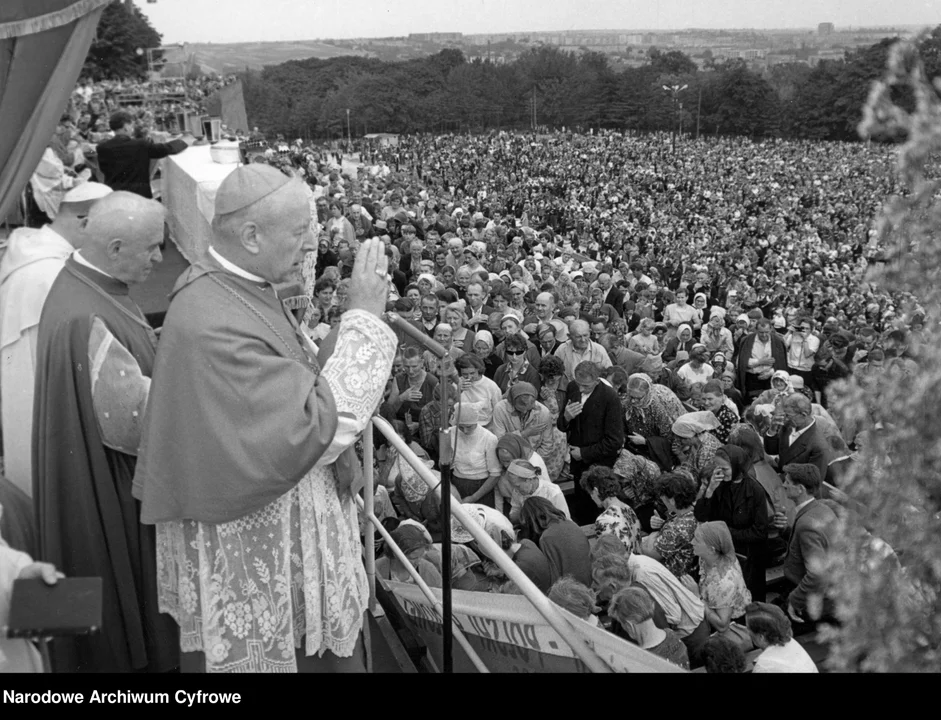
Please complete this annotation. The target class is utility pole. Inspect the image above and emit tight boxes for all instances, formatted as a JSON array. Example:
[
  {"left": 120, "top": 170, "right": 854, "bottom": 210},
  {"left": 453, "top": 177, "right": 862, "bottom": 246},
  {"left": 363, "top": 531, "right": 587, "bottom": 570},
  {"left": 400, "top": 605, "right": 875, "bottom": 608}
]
[
  {"left": 532, "top": 86, "right": 537, "bottom": 131},
  {"left": 346, "top": 108, "right": 351, "bottom": 152},
  {"left": 696, "top": 85, "right": 702, "bottom": 141}
]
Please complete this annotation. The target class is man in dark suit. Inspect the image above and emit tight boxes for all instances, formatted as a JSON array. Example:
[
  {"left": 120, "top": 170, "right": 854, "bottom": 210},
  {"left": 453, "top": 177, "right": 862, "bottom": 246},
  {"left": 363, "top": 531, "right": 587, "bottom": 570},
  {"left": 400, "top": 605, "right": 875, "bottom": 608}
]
[
  {"left": 597, "top": 273, "right": 624, "bottom": 317},
  {"left": 776, "top": 394, "right": 829, "bottom": 484},
  {"left": 463, "top": 281, "right": 493, "bottom": 332},
  {"left": 735, "top": 318, "right": 788, "bottom": 401},
  {"left": 96, "top": 111, "right": 186, "bottom": 199},
  {"left": 773, "top": 463, "right": 839, "bottom": 624},
  {"left": 558, "top": 360, "right": 625, "bottom": 525}
]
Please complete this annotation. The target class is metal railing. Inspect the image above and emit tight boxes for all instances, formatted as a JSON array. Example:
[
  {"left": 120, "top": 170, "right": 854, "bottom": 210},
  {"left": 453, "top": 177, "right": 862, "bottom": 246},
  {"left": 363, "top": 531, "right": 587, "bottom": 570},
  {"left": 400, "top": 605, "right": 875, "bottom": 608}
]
[{"left": 362, "top": 415, "right": 613, "bottom": 674}]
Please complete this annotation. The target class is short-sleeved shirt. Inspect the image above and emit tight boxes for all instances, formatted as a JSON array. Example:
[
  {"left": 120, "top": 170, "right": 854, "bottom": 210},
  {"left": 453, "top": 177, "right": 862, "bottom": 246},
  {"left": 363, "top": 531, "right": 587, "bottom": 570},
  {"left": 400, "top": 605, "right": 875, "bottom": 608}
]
[
  {"left": 451, "top": 426, "right": 501, "bottom": 480},
  {"left": 699, "top": 556, "right": 752, "bottom": 621},
  {"left": 595, "top": 500, "right": 641, "bottom": 553}
]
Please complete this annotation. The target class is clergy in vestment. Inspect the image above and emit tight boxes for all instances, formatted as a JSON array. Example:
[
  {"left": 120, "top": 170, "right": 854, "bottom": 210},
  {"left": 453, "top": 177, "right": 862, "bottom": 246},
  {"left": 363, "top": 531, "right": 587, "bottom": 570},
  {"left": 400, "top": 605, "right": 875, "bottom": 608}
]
[
  {"left": 133, "top": 165, "right": 397, "bottom": 673},
  {"left": 0, "top": 501, "right": 63, "bottom": 673},
  {"left": 32, "top": 191, "right": 179, "bottom": 673},
  {"left": 0, "top": 183, "right": 112, "bottom": 498}
]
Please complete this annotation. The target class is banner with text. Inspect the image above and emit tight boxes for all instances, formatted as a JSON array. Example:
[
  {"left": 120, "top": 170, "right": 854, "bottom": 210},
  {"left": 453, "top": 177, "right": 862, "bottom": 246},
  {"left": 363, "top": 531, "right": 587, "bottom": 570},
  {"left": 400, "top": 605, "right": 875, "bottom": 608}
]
[{"left": 383, "top": 580, "right": 685, "bottom": 673}]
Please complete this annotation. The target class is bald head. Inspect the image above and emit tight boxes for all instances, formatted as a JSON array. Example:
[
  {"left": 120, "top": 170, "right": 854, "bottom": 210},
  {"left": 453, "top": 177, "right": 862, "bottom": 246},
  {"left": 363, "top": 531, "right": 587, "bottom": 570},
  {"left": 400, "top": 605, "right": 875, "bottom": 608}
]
[
  {"left": 83, "top": 192, "right": 165, "bottom": 285},
  {"left": 570, "top": 319, "right": 590, "bottom": 350}
]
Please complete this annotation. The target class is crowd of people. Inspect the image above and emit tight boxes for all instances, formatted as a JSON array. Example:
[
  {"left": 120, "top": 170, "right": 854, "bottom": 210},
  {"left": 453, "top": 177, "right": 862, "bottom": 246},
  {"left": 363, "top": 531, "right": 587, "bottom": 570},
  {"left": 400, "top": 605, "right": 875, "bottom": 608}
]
[{"left": 0, "top": 112, "right": 928, "bottom": 673}]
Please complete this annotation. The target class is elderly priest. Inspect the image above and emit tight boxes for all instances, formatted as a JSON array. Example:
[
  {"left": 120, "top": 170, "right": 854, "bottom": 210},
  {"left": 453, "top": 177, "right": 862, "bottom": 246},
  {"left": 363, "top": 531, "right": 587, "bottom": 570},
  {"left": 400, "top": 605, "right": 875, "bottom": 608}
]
[{"left": 134, "top": 165, "right": 397, "bottom": 673}]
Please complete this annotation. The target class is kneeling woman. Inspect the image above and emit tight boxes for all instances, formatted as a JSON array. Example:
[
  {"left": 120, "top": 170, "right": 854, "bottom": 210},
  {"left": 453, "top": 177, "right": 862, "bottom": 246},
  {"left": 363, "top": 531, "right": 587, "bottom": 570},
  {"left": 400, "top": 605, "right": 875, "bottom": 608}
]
[
  {"left": 693, "top": 522, "right": 753, "bottom": 651},
  {"left": 519, "top": 496, "right": 592, "bottom": 587},
  {"left": 580, "top": 465, "right": 642, "bottom": 554}
]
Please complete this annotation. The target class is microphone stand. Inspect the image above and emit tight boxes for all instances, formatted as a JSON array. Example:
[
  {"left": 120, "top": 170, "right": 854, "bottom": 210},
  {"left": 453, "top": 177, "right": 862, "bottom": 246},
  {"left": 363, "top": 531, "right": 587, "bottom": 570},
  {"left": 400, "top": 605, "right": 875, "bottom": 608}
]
[{"left": 384, "top": 312, "right": 454, "bottom": 673}]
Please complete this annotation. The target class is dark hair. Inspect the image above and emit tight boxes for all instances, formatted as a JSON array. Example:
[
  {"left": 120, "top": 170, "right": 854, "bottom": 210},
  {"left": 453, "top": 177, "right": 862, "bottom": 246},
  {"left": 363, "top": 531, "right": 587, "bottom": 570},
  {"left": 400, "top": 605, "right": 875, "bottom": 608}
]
[
  {"left": 728, "top": 426, "right": 767, "bottom": 467},
  {"left": 402, "top": 346, "right": 423, "bottom": 361},
  {"left": 605, "top": 366, "right": 630, "bottom": 392},
  {"left": 745, "top": 602, "right": 793, "bottom": 646},
  {"left": 504, "top": 333, "right": 527, "bottom": 352},
  {"left": 436, "top": 288, "right": 458, "bottom": 304},
  {"left": 580, "top": 465, "right": 622, "bottom": 501},
  {"left": 702, "top": 635, "right": 747, "bottom": 673},
  {"left": 573, "top": 361, "right": 600, "bottom": 382},
  {"left": 393, "top": 298, "right": 413, "bottom": 313},
  {"left": 109, "top": 110, "right": 133, "bottom": 131},
  {"left": 314, "top": 276, "right": 337, "bottom": 294},
  {"left": 455, "top": 354, "right": 485, "bottom": 374},
  {"left": 782, "top": 463, "right": 821, "bottom": 495},
  {"left": 538, "top": 354, "right": 565, "bottom": 379},
  {"left": 519, "top": 496, "right": 567, "bottom": 540},
  {"left": 655, "top": 472, "right": 697, "bottom": 509}
]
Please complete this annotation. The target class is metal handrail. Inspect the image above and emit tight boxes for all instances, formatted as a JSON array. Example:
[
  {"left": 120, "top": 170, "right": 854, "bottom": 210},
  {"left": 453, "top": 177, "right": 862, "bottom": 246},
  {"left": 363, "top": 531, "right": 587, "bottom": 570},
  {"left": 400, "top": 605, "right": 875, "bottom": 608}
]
[
  {"left": 355, "top": 493, "right": 490, "bottom": 673},
  {"left": 365, "top": 415, "right": 613, "bottom": 673}
]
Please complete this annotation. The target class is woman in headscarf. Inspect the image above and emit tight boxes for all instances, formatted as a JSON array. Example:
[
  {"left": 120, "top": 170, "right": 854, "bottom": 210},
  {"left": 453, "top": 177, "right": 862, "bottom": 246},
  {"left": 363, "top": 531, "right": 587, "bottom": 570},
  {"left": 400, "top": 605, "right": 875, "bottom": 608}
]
[
  {"left": 375, "top": 524, "right": 444, "bottom": 587},
  {"left": 494, "top": 433, "right": 549, "bottom": 480},
  {"left": 519, "top": 497, "right": 592, "bottom": 587},
  {"left": 693, "top": 444, "right": 770, "bottom": 601},
  {"left": 612, "top": 449, "right": 663, "bottom": 531},
  {"left": 491, "top": 382, "right": 564, "bottom": 480},
  {"left": 693, "top": 522, "right": 752, "bottom": 646},
  {"left": 472, "top": 329, "right": 503, "bottom": 379},
  {"left": 661, "top": 324, "right": 696, "bottom": 364},
  {"left": 623, "top": 373, "right": 687, "bottom": 471},
  {"left": 672, "top": 411, "right": 723, "bottom": 480},
  {"left": 500, "top": 459, "right": 569, "bottom": 524},
  {"left": 728, "top": 425, "right": 792, "bottom": 564}
]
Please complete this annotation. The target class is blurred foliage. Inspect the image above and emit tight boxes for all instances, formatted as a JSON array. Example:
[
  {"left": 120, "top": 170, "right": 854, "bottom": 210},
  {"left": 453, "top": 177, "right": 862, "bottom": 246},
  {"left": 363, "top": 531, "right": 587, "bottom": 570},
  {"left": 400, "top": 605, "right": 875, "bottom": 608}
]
[
  {"left": 237, "top": 27, "right": 941, "bottom": 143},
  {"left": 821, "top": 30, "right": 941, "bottom": 672},
  {"left": 81, "top": 1, "right": 162, "bottom": 82}
]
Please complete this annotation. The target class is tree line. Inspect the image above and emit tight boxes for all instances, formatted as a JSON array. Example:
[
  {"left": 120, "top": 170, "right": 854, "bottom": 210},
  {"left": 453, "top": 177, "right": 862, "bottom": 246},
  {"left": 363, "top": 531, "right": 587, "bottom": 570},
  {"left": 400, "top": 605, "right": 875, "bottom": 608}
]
[{"left": 238, "top": 27, "right": 941, "bottom": 143}]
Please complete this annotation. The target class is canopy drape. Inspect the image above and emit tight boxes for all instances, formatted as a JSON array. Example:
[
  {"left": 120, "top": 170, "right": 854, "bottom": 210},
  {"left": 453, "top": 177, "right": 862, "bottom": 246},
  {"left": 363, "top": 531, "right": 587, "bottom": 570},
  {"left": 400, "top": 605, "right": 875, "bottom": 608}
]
[{"left": 0, "top": 0, "right": 112, "bottom": 225}]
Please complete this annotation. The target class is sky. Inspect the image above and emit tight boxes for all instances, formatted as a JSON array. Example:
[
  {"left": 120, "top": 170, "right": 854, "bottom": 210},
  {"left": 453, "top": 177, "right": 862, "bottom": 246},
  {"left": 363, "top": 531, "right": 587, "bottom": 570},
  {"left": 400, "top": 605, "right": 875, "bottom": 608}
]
[{"left": 136, "top": 0, "right": 941, "bottom": 44}]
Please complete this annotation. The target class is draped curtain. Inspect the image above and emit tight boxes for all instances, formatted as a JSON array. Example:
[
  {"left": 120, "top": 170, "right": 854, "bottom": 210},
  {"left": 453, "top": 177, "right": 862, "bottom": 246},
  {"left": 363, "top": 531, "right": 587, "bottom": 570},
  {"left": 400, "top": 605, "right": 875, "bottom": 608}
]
[{"left": 0, "top": 0, "right": 112, "bottom": 225}]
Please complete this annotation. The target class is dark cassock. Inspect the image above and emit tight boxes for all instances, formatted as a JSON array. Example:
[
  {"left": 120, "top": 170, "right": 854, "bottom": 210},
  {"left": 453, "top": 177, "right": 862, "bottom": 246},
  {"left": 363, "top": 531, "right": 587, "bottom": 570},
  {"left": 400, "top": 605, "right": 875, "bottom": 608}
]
[
  {"left": 31, "top": 255, "right": 178, "bottom": 672},
  {"left": 132, "top": 169, "right": 396, "bottom": 673}
]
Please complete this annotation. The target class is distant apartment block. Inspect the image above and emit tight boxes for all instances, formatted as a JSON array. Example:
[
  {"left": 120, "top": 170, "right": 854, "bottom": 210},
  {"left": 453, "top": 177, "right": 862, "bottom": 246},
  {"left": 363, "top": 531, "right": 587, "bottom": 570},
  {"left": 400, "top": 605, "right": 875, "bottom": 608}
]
[
  {"left": 408, "top": 32, "right": 463, "bottom": 43},
  {"left": 818, "top": 22, "right": 835, "bottom": 35}
]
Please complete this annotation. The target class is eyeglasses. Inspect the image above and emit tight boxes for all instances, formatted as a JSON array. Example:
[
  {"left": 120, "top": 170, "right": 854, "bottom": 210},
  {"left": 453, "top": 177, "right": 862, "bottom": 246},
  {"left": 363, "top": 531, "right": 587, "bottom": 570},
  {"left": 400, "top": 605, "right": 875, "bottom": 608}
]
[{"left": 506, "top": 350, "right": 524, "bottom": 356}]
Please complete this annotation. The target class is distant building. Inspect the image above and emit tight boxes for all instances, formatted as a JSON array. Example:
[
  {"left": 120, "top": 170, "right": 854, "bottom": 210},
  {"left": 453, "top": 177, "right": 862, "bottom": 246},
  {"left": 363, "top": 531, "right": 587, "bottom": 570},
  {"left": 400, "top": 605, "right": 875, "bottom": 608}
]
[{"left": 818, "top": 22, "right": 834, "bottom": 35}]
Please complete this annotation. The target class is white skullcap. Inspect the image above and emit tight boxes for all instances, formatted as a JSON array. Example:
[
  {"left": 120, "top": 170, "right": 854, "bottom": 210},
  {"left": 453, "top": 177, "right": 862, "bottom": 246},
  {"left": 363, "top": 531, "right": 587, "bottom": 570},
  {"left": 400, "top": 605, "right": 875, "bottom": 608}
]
[{"left": 62, "top": 181, "right": 112, "bottom": 204}]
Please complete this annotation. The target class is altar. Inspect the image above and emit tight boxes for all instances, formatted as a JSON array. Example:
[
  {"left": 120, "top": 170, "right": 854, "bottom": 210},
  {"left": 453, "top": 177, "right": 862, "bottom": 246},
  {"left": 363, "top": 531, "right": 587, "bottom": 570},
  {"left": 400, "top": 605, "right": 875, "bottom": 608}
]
[{"left": 162, "top": 144, "right": 240, "bottom": 264}]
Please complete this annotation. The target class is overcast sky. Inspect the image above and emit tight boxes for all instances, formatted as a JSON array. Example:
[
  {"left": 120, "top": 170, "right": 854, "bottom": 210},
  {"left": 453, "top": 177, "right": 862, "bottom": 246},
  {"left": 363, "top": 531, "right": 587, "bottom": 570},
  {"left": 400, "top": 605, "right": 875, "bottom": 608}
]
[{"left": 137, "top": 0, "right": 941, "bottom": 44}]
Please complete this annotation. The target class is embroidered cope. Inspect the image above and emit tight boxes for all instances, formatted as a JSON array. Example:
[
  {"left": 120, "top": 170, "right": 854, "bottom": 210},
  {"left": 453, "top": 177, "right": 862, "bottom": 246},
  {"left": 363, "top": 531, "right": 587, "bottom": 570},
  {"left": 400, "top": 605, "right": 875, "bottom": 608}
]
[{"left": 154, "top": 310, "right": 396, "bottom": 672}]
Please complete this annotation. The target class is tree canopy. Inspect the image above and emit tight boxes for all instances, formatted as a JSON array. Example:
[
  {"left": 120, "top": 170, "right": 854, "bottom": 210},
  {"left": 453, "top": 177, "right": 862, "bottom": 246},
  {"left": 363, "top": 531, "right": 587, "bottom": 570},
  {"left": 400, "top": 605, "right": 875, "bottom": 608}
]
[
  {"left": 81, "top": 1, "right": 162, "bottom": 82},
  {"left": 236, "top": 27, "right": 941, "bottom": 144}
]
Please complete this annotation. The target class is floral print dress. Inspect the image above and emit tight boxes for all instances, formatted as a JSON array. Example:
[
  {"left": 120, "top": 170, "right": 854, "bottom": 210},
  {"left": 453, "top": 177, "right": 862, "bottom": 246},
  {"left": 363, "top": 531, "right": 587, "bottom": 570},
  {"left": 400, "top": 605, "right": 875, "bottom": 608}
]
[{"left": 699, "top": 556, "right": 752, "bottom": 622}]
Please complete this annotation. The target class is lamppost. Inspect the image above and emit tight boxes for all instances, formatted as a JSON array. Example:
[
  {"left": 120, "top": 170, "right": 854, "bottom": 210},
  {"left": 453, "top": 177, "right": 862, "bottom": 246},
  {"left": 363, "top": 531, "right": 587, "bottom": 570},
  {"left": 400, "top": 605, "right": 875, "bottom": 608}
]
[
  {"left": 346, "top": 108, "right": 352, "bottom": 154},
  {"left": 662, "top": 83, "right": 687, "bottom": 153}
]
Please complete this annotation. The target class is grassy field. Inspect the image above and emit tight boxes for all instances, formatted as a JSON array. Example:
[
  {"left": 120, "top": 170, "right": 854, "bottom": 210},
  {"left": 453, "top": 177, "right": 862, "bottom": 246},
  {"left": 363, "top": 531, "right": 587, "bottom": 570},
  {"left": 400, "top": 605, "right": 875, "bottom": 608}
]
[{"left": 163, "top": 41, "right": 368, "bottom": 74}]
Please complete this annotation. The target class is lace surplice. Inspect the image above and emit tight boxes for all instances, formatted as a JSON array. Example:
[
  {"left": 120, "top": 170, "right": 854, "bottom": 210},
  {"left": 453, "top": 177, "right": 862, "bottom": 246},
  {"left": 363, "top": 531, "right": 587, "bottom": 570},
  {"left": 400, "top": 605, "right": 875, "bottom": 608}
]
[{"left": 155, "top": 310, "right": 396, "bottom": 672}]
